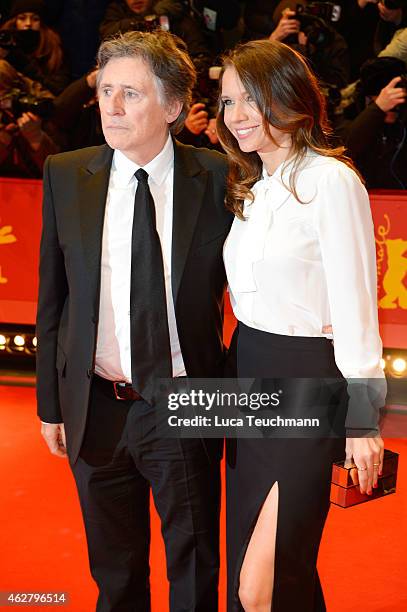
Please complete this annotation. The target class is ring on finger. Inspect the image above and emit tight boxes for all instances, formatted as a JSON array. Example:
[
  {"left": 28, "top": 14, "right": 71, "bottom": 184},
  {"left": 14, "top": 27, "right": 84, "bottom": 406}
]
[{"left": 356, "top": 466, "right": 367, "bottom": 471}]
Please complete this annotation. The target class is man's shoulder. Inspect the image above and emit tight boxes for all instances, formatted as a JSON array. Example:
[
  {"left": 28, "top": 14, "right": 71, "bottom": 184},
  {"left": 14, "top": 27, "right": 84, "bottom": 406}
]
[
  {"left": 46, "top": 144, "right": 111, "bottom": 171},
  {"left": 174, "top": 140, "right": 227, "bottom": 174}
]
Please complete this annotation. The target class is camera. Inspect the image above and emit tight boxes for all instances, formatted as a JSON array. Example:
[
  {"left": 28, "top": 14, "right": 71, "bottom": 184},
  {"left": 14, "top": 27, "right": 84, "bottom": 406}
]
[
  {"left": 296, "top": 2, "right": 341, "bottom": 23},
  {"left": 293, "top": 3, "right": 339, "bottom": 48},
  {"left": 129, "top": 14, "right": 170, "bottom": 32},
  {"left": 0, "top": 89, "right": 54, "bottom": 126},
  {"left": 0, "top": 29, "right": 40, "bottom": 54}
]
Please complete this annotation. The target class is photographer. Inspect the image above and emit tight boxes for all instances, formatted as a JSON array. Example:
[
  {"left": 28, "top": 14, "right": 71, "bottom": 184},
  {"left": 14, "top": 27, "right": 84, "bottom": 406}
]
[
  {"left": 99, "top": 0, "right": 186, "bottom": 39},
  {"left": 270, "top": 1, "right": 350, "bottom": 88},
  {"left": 189, "top": 0, "right": 242, "bottom": 54},
  {"left": 99, "top": 1, "right": 212, "bottom": 77},
  {"left": 242, "top": 0, "right": 284, "bottom": 40},
  {"left": 0, "top": 59, "right": 60, "bottom": 177},
  {"left": 50, "top": 68, "right": 105, "bottom": 151},
  {"left": 0, "top": 0, "right": 71, "bottom": 95},
  {"left": 331, "top": 1, "right": 379, "bottom": 80},
  {"left": 336, "top": 56, "right": 407, "bottom": 188},
  {"left": 373, "top": 0, "right": 407, "bottom": 53}
]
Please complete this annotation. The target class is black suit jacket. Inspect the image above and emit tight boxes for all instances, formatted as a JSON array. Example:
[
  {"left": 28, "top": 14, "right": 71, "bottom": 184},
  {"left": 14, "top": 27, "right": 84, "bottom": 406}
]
[{"left": 36, "top": 139, "right": 232, "bottom": 465}]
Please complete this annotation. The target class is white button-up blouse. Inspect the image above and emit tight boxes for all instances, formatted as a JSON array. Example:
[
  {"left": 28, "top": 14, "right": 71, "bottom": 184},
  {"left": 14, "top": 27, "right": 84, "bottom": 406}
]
[{"left": 223, "top": 151, "right": 384, "bottom": 380}]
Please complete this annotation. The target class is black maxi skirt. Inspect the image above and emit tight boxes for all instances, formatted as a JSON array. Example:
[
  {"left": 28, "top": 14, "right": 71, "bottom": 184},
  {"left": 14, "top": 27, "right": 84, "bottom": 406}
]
[{"left": 226, "top": 322, "right": 348, "bottom": 612}]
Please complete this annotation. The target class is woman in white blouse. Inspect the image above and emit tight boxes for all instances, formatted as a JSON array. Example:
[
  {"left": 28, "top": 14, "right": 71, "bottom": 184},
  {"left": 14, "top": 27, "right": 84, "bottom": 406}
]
[{"left": 217, "top": 40, "right": 385, "bottom": 612}]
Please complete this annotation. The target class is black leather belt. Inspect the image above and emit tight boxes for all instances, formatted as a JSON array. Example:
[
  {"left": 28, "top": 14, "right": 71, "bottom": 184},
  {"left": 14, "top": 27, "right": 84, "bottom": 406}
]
[{"left": 93, "top": 374, "right": 144, "bottom": 401}]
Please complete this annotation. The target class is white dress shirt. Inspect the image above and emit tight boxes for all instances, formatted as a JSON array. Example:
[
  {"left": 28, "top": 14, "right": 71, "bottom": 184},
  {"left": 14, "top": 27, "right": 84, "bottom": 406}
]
[
  {"left": 223, "top": 151, "right": 384, "bottom": 380},
  {"left": 95, "top": 134, "right": 186, "bottom": 382}
]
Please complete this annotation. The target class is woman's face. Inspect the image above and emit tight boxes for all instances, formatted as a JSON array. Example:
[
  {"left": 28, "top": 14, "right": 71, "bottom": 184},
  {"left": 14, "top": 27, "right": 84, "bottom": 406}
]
[
  {"left": 15, "top": 12, "right": 41, "bottom": 30},
  {"left": 221, "top": 66, "right": 289, "bottom": 156},
  {"left": 125, "top": 0, "right": 152, "bottom": 14}
]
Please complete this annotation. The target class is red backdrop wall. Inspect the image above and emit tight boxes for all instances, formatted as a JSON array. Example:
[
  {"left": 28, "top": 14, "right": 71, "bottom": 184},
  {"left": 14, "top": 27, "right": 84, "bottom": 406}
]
[{"left": 0, "top": 179, "right": 406, "bottom": 348}]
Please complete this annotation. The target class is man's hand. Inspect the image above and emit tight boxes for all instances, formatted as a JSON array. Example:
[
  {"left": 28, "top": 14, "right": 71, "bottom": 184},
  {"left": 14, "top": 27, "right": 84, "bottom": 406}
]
[
  {"left": 358, "top": 0, "right": 380, "bottom": 8},
  {"left": 378, "top": 1, "right": 403, "bottom": 24},
  {"left": 17, "top": 112, "right": 44, "bottom": 150},
  {"left": 204, "top": 117, "right": 219, "bottom": 145},
  {"left": 375, "top": 76, "right": 406, "bottom": 112},
  {"left": 86, "top": 69, "right": 98, "bottom": 89},
  {"left": 41, "top": 422, "right": 67, "bottom": 457},
  {"left": 184, "top": 102, "right": 209, "bottom": 135},
  {"left": 270, "top": 9, "right": 300, "bottom": 42}
]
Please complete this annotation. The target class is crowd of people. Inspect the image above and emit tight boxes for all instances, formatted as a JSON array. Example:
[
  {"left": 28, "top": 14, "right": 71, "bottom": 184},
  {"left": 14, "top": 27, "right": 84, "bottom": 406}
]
[{"left": 1, "top": 0, "right": 407, "bottom": 188}]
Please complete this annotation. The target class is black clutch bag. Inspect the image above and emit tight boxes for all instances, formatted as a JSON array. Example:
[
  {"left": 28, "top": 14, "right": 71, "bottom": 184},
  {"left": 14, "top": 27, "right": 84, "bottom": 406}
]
[{"left": 330, "top": 449, "right": 398, "bottom": 508}]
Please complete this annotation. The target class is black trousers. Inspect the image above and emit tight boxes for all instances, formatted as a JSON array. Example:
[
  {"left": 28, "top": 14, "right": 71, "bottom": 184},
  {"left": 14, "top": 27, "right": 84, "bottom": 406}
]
[{"left": 71, "top": 375, "right": 221, "bottom": 612}]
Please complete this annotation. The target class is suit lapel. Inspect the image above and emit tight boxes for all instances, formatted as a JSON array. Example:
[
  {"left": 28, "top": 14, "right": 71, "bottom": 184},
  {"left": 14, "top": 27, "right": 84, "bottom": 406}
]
[
  {"left": 171, "top": 140, "right": 208, "bottom": 305},
  {"left": 78, "top": 144, "right": 114, "bottom": 316}
]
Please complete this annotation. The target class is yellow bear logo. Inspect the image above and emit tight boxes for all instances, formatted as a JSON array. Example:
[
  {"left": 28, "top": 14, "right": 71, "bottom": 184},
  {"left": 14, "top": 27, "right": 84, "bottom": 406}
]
[
  {"left": 379, "top": 239, "right": 407, "bottom": 310},
  {"left": 0, "top": 224, "right": 17, "bottom": 284}
]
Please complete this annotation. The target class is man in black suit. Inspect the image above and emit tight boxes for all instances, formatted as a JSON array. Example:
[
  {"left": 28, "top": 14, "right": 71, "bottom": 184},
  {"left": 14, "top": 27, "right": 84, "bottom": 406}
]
[{"left": 36, "top": 30, "right": 231, "bottom": 612}]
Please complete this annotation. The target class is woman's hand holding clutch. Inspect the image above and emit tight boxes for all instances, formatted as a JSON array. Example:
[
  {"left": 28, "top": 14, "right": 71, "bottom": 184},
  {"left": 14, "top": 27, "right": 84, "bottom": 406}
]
[{"left": 345, "top": 436, "right": 385, "bottom": 495}]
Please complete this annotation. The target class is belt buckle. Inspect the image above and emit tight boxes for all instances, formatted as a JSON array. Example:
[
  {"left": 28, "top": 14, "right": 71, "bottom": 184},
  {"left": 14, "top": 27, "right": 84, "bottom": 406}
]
[{"left": 113, "top": 381, "right": 127, "bottom": 401}]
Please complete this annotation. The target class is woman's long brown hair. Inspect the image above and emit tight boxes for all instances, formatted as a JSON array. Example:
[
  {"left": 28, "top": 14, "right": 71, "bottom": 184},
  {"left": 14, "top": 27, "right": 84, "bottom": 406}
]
[{"left": 216, "top": 39, "right": 359, "bottom": 219}]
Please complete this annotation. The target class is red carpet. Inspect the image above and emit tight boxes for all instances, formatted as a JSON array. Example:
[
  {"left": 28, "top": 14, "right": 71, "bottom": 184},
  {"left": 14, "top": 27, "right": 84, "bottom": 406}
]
[
  {"left": 0, "top": 383, "right": 406, "bottom": 611},
  {"left": 0, "top": 310, "right": 406, "bottom": 610}
]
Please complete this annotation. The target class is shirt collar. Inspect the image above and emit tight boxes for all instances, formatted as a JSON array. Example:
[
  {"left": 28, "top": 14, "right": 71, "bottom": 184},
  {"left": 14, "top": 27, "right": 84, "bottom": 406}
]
[
  {"left": 112, "top": 133, "right": 174, "bottom": 187},
  {"left": 261, "top": 149, "right": 319, "bottom": 182},
  {"left": 261, "top": 156, "right": 294, "bottom": 183}
]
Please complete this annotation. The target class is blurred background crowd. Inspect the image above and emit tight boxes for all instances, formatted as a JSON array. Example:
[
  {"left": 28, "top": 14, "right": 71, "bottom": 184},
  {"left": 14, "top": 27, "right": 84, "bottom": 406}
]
[{"left": 0, "top": 0, "right": 406, "bottom": 189}]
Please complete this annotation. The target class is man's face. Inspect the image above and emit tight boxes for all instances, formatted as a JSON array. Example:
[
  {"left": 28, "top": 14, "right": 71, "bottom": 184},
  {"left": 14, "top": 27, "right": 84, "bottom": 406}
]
[
  {"left": 98, "top": 56, "right": 181, "bottom": 165},
  {"left": 125, "top": 0, "right": 152, "bottom": 14}
]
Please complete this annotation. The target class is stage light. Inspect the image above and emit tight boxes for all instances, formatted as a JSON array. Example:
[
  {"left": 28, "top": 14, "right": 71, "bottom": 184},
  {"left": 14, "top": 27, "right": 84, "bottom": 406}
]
[
  {"left": 13, "top": 335, "right": 25, "bottom": 347},
  {"left": 32, "top": 337, "right": 37, "bottom": 348},
  {"left": 0, "top": 334, "right": 6, "bottom": 346},
  {"left": 392, "top": 358, "right": 407, "bottom": 375},
  {"left": 380, "top": 358, "right": 386, "bottom": 370}
]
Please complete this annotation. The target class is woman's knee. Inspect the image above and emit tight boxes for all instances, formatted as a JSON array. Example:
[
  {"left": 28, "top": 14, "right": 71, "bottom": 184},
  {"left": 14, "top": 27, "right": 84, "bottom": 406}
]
[{"left": 238, "top": 582, "right": 272, "bottom": 611}]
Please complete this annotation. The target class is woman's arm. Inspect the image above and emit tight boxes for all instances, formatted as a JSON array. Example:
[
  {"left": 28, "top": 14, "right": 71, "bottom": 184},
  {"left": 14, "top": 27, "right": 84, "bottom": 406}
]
[{"left": 313, "top": 162, "right": 386, "bottom": 494}]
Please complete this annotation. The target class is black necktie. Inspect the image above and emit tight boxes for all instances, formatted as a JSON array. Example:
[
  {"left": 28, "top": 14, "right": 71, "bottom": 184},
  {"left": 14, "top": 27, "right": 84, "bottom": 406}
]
[{"left": 130, "top": 168, "right": 172, "bottom": 402}]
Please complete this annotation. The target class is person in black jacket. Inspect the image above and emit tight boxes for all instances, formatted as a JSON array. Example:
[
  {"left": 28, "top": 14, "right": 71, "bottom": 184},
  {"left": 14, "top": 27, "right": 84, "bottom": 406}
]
[
  {"left": 100, "top": 0, "right": 212, "bottom": 79},
  {"left": 336, "top": 56, "right": 407, "bottom": 188},
  {"left": 243, "top": 0, "right": 350, "bottom": 88},
  {"left": 0, "top": 58, "right": 62, "bottom": 177},
  {"left": 0, "top": 0, "right": 71, "bottom": 94},
  {"left": 100, "top": 0, "right": 186, "bottom": 39},
  {"left": 37, "top": 29, "right": 232, "bottom": 612}
]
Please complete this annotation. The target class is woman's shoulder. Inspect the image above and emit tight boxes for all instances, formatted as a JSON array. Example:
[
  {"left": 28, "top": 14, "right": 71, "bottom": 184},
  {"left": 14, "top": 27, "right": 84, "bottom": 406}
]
[
  {"left": 302, "top": 150, "right": 353, "bottom": 172},
  {"left": 299, "top": 151, "right": 363, "bottom": 188},
  {"left": 293, "top": 151, "right": 368, "bottom": 212}
]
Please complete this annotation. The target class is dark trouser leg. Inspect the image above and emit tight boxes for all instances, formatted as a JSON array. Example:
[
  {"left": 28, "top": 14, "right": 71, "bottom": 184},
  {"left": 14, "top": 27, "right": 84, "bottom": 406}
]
[
  {"left": 71, "top": 380, "right": 151, "bottom": 612},
  {"left": 130, "top": 427, "right": 221, "bottom": 612},
  {"left": 72, "top": 454, "right": 151, "bottom": 612}
]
